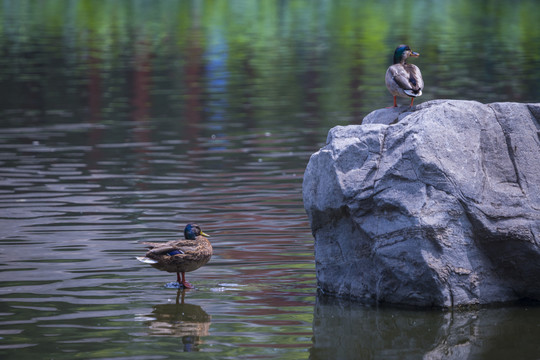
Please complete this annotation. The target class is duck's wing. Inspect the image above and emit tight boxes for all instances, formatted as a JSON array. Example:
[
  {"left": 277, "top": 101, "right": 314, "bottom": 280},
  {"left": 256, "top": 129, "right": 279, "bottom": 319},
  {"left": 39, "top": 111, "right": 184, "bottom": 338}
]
[
  {"left": 405, "top": 64, "right": 424, "bottom": 92},
  {"left": 388, "top": 64, "right": 423, "bottom": 93},
  {"left": 147, "top": 245, "right": 179, "bottom": 256},
  {"left": 142, "top": 239, "right": 199, "bottom": 256},
  {"left": 387, "top": 65, "right": 410, "bottom": 90}
]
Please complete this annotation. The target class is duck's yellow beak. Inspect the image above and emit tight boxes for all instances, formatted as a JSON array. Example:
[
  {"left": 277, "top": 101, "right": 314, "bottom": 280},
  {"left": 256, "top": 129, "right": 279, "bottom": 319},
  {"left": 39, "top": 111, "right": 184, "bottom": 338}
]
[
  {"left": 201, "top": 231, "right": 210, "bottom": 237},
  {"left": 411, "top": 51, "right": 420, "bottom": 57}
]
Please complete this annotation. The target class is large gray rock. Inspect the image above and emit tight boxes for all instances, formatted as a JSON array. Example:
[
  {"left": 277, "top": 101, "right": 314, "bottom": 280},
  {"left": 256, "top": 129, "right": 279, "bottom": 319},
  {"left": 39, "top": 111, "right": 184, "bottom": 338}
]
[{"left": 303, "top": 100, "right": 540, "bottom": 307}]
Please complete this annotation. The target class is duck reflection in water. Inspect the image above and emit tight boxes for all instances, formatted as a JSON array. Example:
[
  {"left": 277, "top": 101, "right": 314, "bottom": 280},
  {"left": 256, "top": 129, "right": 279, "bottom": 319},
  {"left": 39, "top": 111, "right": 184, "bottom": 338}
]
[{"left": 145, "top": 289, "right": 211, "bottom": 352}]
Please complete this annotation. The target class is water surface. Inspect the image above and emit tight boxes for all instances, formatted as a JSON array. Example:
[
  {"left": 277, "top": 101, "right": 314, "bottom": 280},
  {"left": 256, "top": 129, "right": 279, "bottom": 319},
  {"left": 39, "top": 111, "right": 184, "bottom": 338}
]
[{"left": 1, "top": 1, "right": 540, "bottom": 359}]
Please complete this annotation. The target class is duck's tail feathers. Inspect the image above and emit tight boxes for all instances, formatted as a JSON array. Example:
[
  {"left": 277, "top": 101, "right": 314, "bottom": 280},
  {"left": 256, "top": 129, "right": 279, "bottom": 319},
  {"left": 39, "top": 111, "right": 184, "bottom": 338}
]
[
  {"left": 136, "top": 256, "right": 158, "bottom": 264},
  {"left": 141, "top": 242, "right": 160, "bottom": 249},
  {"left": 404, "top": 89, "right": 422, "bottom": 97}
]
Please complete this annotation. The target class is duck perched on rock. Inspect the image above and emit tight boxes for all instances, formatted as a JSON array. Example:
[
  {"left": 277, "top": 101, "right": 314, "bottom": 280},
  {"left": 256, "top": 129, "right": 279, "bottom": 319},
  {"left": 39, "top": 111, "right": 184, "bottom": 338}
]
[
  {"left": 385, "top": 44, "right": 424, "bottom": 107},
  {"left": 137, "top": 223, "right": 212, "bottom": 288}
]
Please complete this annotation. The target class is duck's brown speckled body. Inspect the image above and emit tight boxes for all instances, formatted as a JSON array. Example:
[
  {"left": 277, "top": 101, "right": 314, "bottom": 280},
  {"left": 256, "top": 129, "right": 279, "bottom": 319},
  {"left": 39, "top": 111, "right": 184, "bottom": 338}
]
[{"left": 137, "top": 223, "right": 212, "bottom": 288}]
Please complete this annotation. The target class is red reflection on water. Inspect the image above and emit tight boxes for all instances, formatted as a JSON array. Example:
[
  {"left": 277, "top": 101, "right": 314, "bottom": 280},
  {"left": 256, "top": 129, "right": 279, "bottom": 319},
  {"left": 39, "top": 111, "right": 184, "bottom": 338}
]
[
  {"left": 132, "top": 37, "right": 153, "bottom": 186},
  {"left": 87, "top": 53, "right": 104, "bottom": 170},
  {"left": 132, "top": 38, "right": 152, "bottom": 134},
  {"left": 183, "top": 22, "right": 204, "bottom": 143}
]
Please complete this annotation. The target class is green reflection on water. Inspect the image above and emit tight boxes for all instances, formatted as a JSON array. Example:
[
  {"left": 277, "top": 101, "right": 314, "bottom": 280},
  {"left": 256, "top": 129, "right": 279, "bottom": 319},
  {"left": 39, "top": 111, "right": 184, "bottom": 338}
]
[{"left": 1, "top": 0, "right": 539, "bottom": 125}]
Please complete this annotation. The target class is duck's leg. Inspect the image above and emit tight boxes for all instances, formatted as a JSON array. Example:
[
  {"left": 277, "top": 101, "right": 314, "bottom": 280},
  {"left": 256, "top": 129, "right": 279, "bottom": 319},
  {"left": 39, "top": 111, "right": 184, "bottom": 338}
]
[
  {"left": 410, "top": 97, "right": 415, "bottom": 107},
  {"left": 386, "top": 96, "right": 398, "bottom": 108},
  {"left": 180, "top": 272, "right": 194, "bottom": 289}
]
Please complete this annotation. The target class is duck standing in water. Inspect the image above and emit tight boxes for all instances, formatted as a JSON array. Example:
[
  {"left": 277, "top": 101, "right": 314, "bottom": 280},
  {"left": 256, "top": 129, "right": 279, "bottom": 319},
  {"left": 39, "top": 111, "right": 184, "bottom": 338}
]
[
  {"left": 385, "top": 44, "right": 424, "bottom": 107},
  {"left": 137, "top": 223, "right": 212, "bottom": 289}
]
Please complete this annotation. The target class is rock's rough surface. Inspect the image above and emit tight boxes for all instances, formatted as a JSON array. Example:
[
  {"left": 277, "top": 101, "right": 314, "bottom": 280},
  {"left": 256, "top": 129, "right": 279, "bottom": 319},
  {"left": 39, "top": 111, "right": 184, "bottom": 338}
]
[{"left": 303, "top": 100, "right": 540, "bottom": 307}]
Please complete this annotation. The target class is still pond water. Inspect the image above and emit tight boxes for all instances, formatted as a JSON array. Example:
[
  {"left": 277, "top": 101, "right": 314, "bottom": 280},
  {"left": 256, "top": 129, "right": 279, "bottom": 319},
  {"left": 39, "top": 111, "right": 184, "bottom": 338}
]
[{"left": 1, "top": 1, "right": 540, "bottom": 359}]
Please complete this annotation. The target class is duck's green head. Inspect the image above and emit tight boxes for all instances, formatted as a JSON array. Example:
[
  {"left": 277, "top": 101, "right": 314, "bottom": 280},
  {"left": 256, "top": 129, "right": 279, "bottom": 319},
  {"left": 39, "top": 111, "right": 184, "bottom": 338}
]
[
  {"left": 393, "top": 44, "right": 420, "bottom": 64},
  {"left": 184, "top": 223, "right": 210, "bottom": 240}
]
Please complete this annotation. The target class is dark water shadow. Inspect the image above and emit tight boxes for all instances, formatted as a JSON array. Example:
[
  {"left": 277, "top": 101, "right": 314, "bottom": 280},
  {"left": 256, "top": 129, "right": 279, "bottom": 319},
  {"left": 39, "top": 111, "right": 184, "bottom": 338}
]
[
  {"left": 310, "top": 292, "right": 540, "bottom": 360},
  {"left": 144, "top": 289, "right": 211, "bottom": 352}
]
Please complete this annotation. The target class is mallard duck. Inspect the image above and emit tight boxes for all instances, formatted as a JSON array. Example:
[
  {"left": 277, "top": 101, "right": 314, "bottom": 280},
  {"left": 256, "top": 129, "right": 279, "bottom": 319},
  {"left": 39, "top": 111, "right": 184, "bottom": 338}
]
[
  {"left": 137, "top": 223, "right": 212, "bottom": 288},
  {"left": 385, "top": 44, "right": 424, "bottom": 107}
]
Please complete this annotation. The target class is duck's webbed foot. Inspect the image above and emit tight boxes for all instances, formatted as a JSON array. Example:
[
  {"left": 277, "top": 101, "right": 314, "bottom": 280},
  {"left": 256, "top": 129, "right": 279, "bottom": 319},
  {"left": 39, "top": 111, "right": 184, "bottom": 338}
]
[
  {"left": 177, "top": 272, "right": 194, "bottom": 289},
  {"left": 182, "top": 281, "right": 194, "bottom": 289}
]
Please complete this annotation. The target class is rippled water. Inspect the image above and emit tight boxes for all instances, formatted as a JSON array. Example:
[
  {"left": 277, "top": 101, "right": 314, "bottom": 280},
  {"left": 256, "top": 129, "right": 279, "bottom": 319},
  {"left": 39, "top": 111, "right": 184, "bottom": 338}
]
[
  {"left": 1, "top": 1, "right": 540, "bottom": 359},
  {"left": 0, "top": 115, "right": 319, "bottom": 358}
]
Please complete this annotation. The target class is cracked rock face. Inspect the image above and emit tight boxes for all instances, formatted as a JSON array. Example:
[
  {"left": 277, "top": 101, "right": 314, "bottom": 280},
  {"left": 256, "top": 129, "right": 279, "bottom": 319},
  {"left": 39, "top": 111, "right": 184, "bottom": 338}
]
[{"left": 303, "top": 100, "right": 540, "bottom": 307}]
